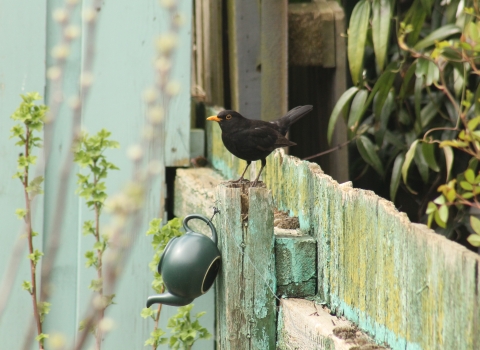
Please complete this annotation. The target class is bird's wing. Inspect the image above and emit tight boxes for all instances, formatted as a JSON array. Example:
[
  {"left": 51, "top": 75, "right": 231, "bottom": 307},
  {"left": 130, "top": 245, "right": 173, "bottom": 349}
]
[{"left": 236, "top": 126, "right": 294, "bottom": 153}]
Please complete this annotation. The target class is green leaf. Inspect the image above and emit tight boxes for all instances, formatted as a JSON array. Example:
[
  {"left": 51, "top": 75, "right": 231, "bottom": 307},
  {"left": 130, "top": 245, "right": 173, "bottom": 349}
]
[
  {"left": 467, "top": 116, "right": 480, "bottom": 132},
  {"left": 15, "top": 208, "right": 27, "bottom": 219},
  {"left": 356, "top": 136, "right": 385, "bottom": 177},
  {"left": 470, "top": 216, "right": 480, "bottom": 235},
  {"left": 88, "top": 278, "right": 102, "bottom": 292},
  {"left": 465, "top": 169, "right": 475, "bottom": 184},
  {"left": 364, "top": 63, "right": 399, "bottom": 113},
  {"left": 35, "top": 333, "right": 49, "bottom": 342},
  {"left": 399, "top": 62, "right": 417, "bottom": 99},
  {"left": 93, "top": 241, "right": 105, "bottom": 252},
  {"left": 415, "top": 58, "right": 439, "bottom": 87},
  {"left": 414, "top": 142, "right": 430, "bottom": 183},
  {"left": 375, "top": 91, "right": 395, "bottom": 146},
  {"left": 402, "top": 140, "right": 418, "bottom": 193},
  {"left": 422, "top": 143, "right": 439, "bottom": 172},
  {"left": 22, "top": 280, "right": 33, "bottom": 292},
  {"left": 420, "top": 99, "right": 441, "bottom": 129},
  {"left": 404, "top": 0, "right": 429, "bottom": 46},
  {"left": 438, "top": 204, "right": 448, "bottom": 223},
  {"left": 467, "top": 234, "right": 480, "bottom": 247},
  {"left": 390, "top": 153, "right": 405, "bottom": 202},
  {"left": 328, "top": 87, "right": 359, "bottom": 144},
  {"left": 28, "top": 249, "right": 44, "bottom": 265},
  {"left": 347, "top": 89, "right": 369, "bottom": 132},
  {"left": 38, "top": 301, "right": 51, "bottom": 322},
  {"left": 348, "top": 0, "right": 371, "bottom": 85},
  {"left": 443, "top": 146, "right": 454, "bottom": 181},
  {"left": 141, "top": 307, "right": 154, "bottom": 319},
  {"left": 414, "top": 24, "right": 461, "bottom": 50},
  {"left": 372, "top": 0, "right": 392, "bottom": 71},
  {"left": 195, "top": 311, "right": 206, "bottom": 318},
  {"left": 460, "top": 181, "right": 473, "bottom": 191},
  {"left": 439, "top": 140, "right": 469, "bottom": 148},
  {"left": 474, "top": 84, "right": 480, "bottom": 117}
]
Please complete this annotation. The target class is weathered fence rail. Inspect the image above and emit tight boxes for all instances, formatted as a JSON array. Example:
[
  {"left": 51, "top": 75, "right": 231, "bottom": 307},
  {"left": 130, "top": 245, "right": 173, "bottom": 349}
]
[{"left": 190, "top": 106, "right": 480, "bottom": 349}]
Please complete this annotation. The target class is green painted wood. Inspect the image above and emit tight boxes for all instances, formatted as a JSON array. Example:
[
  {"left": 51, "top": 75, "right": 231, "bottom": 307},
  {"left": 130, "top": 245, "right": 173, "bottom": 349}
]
[
  {"left": 206, "top": 113, "right": 480, "bottom": 350},
  {"left": 214, "top": 184, "right": 276, "bottom": 349},
  {"left": 78, "top": 0, "right": 195, "bottom": 348},
  {"left": 275, "top": 229, "right": 316, "bottom": 297},
  {"left": 42, "top": 0, "right": 83, "bottom": 341},
  {"left": 0, "top": 1, "right": 47, "bottom": 348},
  {"left": 0, "top": 0, "right": 201, "bottom": 348}
]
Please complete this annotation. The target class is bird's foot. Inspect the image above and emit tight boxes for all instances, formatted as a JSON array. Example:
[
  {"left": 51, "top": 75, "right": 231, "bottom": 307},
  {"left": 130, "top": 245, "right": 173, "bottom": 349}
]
[
  {"left": 250, "top": 180, "right": 265, "bottom": 188},
  {"left": 230, "top": 177, "right": 248, "bottom": 184}
]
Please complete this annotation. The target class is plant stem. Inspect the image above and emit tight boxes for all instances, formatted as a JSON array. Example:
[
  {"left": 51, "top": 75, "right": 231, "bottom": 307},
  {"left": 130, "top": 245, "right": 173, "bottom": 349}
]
[
  {"left": 152, "top": 285, "right": 164, "bottom": 350},
  {"left": 94, "top": 170, "right": 104, "bottom": 350},
  {"left": 23, "top": 127, "right": 44, "bottom": 349}
]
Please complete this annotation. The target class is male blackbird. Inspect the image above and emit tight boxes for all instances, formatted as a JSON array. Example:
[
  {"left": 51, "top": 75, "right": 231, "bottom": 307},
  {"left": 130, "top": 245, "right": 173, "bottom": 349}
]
[{"left": 206, "top": 105, "right": 313, "bottom": 186}]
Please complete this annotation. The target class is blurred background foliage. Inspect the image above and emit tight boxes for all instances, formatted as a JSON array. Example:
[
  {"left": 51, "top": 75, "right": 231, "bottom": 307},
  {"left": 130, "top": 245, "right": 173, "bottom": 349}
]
[{"left": 331, "top": 0, "right": 480, "bottom": 251}]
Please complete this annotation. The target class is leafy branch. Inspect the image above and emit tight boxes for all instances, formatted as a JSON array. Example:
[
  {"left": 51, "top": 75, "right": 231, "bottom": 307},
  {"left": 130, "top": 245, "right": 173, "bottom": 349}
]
[
  {"left": 10, "top": 92, "right": 50, "bottom": 349},
  {"left": 328, "top": 0, "right": 480, "bottom": 248},
  {"left": 73, "top": 129, "right": 119, "bottom": 349}
]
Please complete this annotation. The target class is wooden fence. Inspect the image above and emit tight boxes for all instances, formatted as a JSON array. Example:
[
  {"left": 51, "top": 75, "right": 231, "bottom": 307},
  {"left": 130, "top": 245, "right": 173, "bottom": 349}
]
[{"left": 174, "top": 105, "right": 480, "bottom": 349}]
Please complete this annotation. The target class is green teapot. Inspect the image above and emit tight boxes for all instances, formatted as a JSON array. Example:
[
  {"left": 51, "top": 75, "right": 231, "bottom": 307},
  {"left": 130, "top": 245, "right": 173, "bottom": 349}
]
[{"left": 146, "top": 214, "right": 221, "bottom": 307}]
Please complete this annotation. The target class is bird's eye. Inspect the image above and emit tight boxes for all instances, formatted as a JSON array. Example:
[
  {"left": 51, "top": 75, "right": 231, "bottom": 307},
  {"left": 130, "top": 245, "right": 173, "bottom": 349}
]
[{"left": 226, "top": 114, "right": 232, "bottom": 120}]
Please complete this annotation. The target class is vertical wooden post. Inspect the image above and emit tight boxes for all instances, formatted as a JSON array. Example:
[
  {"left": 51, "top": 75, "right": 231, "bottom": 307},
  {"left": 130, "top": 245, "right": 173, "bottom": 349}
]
[
  {"left": 226, "top": 0, "right": 261, "bottom": 117},
  {"left": 215, "top": 184, "right": 277, "bottom": 349},
  {"left": 261, "top": 0, "right": 288, "bottom": 121}
]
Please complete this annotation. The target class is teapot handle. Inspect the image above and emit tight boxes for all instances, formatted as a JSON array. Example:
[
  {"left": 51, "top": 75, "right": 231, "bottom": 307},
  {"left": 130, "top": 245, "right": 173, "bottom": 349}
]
[{"left": 183, "top": 214, "right": 218, "bottom": 245}]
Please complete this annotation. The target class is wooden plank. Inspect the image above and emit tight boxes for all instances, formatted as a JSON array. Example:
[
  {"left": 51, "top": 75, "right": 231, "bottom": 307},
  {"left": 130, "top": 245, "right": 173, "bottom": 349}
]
[
  {"left": 204, "top": 0, "right": 224, "bottom": 106},
  {"left": 275, "top": 228, "right": 316, "bottom": 297},
  {"left": 215, "top": 184, "right": 276, "bottom": 349},
  {"left": 76, "top": 0, "right": 197, "bottom": 348},
  {"left": 327, "top": 0, "right": 349, "bottom": 183},
  {"left": 277, "top": 299, "right": 387, "bottom": 350},
  {"left": 0, "top": 0, "right": 47, "bottom": 348},
  {"left": 261, "top": 0, "right": 288, "bottom": 122},
  {"left": 226, "top": 0, "right": 261, "bottom": 117}
]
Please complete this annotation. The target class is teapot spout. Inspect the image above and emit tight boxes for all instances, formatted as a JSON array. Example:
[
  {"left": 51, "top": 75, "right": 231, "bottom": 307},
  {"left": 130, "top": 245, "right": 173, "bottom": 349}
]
[{"left": 146, "top": 292, "right": 194, "bottom": 307}]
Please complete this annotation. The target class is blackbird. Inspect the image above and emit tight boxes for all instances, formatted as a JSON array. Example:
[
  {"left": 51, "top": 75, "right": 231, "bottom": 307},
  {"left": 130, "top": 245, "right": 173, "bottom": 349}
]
[{"left": 206, "top": 105, "right": 313, "bottom": 186}]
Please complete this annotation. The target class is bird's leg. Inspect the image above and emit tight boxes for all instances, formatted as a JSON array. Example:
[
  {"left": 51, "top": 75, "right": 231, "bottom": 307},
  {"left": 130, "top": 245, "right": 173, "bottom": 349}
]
[
  {"left": 231, "top": 161, "right": 251, "bottom": 183},
  {"left": 251, "top": 158, "right": 266, "bottom": 187}
]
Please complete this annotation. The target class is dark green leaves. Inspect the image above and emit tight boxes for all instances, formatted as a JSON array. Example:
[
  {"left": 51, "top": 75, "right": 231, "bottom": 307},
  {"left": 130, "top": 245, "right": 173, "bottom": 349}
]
[
  {"left": 390, "top": 152, "right": 405, "bottom": 202},
  {"left": 414, "top": 24, "right": 461, "bottom": 50},
  {"left": 328, "top": 86, "right": 359, "bottom": 144},
  {"left": 348, "top": 0, "right": 371, "bottom": 85},
  {"left": 415, "top": 58, "right": 439, "bottom": 86},
  {"left": 348, "top": 89, "right": 369, "bottom": 132},
  {"left": 402, "top": 140, "right": 418, "bottom": 194},
  {"left": 372, "top": 0, "right": 393, "bottom": 70},
  {"left": 356, "top": 136, "right": 385, "bottom": 177}
]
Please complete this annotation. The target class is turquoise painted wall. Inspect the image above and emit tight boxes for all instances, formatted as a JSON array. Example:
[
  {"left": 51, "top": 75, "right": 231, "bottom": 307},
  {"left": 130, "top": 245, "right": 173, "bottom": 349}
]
[{"left": 0, "top": 0, "right": 214, "bottom": 349}]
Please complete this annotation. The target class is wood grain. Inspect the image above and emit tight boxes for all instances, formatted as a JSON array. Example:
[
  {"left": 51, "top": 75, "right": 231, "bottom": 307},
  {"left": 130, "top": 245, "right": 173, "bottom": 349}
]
[{"left": 215, "top": 184, "right": 276, "bottom": 349}]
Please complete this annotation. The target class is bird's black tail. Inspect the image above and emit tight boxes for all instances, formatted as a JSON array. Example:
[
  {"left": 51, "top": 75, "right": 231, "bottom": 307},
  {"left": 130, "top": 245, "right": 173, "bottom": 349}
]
[{"left": 273, "top": 105, "right": 313, "bottom": 135}]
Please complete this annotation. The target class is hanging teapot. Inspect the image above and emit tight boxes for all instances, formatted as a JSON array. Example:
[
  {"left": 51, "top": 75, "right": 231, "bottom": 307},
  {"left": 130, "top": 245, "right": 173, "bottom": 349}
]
[{"left": 146, "top": 214, "right": 221, "bottom": 307}]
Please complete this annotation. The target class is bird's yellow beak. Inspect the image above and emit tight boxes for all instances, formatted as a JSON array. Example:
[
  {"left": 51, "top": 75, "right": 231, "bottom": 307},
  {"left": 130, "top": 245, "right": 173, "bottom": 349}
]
[{"left": 206, "top": 115, "right": 221, "bottom": 122}]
